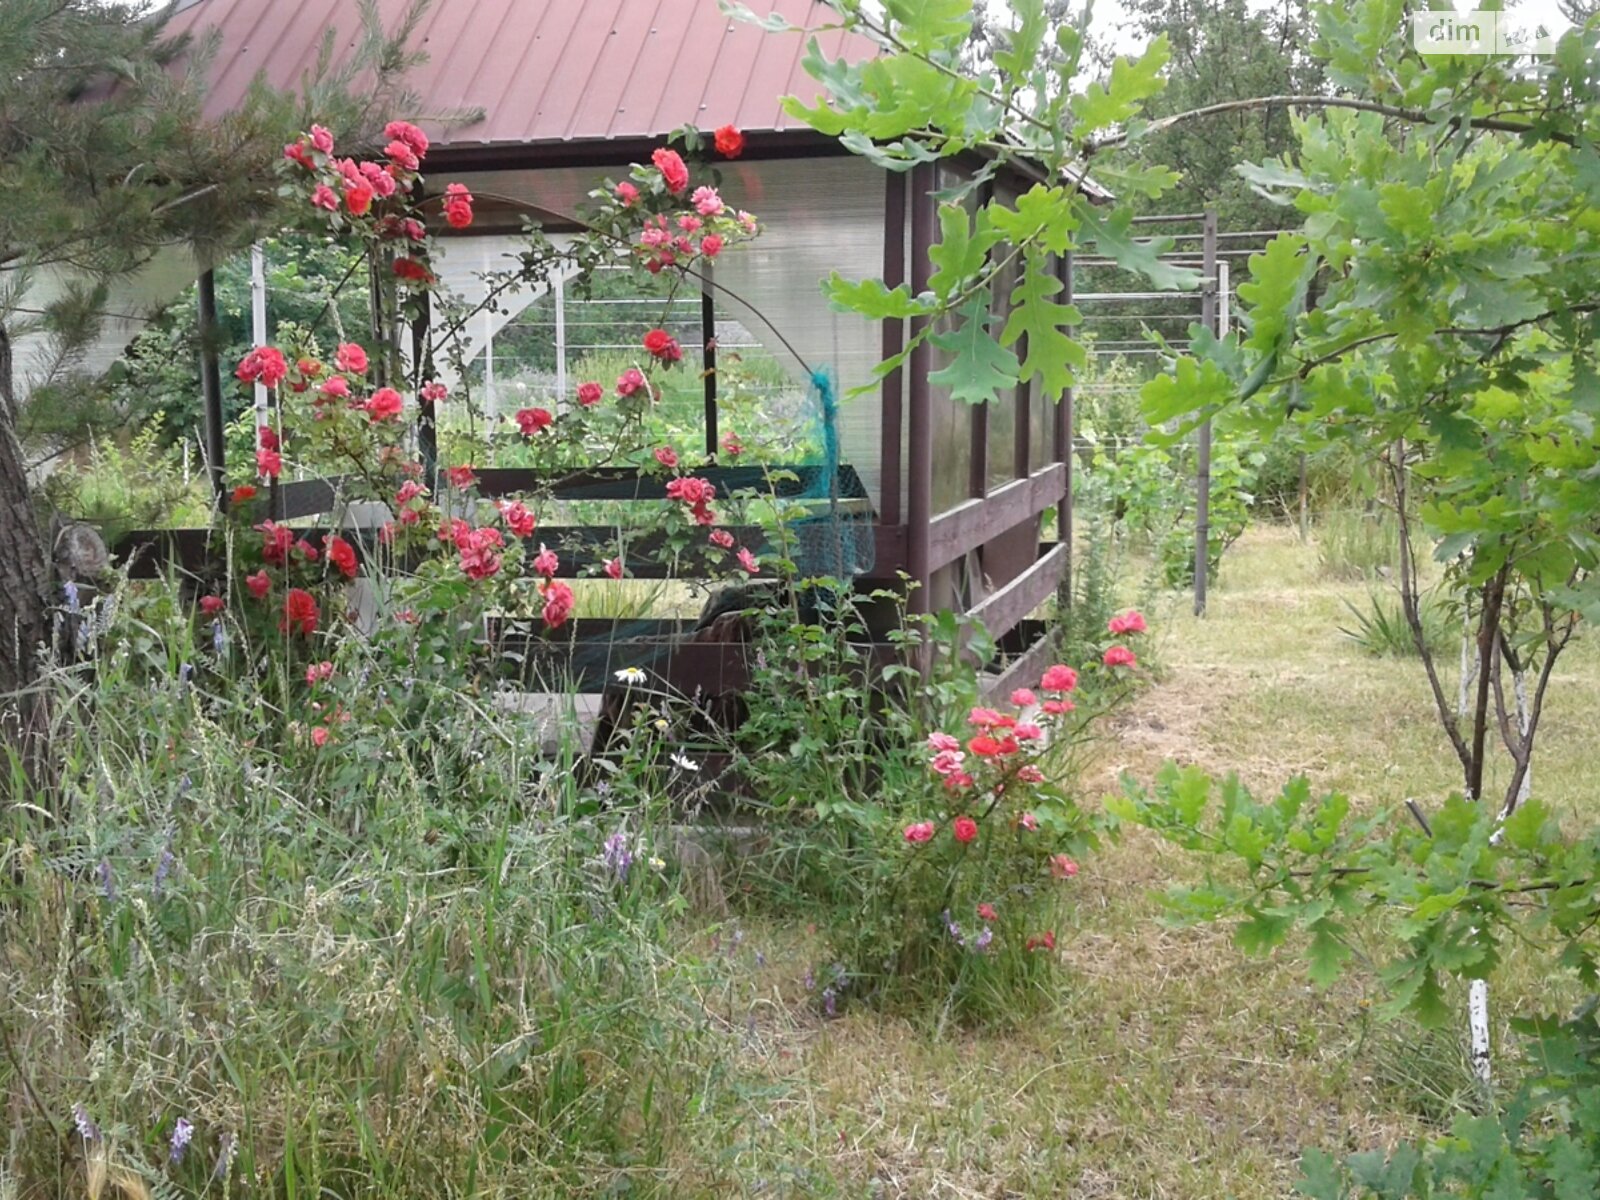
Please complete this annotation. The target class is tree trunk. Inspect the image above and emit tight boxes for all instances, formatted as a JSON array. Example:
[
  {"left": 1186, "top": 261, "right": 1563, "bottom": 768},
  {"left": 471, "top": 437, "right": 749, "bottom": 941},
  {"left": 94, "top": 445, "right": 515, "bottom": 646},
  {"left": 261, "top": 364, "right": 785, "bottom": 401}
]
[{"left": 0, "top": 324, "right": 53, "bottom": 750}]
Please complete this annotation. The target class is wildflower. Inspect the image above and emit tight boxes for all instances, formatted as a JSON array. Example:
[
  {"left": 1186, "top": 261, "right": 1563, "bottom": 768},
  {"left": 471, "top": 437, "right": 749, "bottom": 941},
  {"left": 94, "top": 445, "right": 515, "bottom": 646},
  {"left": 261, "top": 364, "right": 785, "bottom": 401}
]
[
  {"left": 615, "top": 667, "right": 647, "bottom": 685},
  {"left": 1040, "top": 664, "right": 1077, "bottom": 692},
  {"left": 943, "top": 909, "right": 962, "bottom": 941},
  {"left": 977, "top": 903, "right": 998, "bottom": 922},
  {"left": 170, "top": 1117, "right": 194, "bottom": 1164},
  {"left": 652, "top": 147, "right": 689, "bottom": 193},
  {"left": 821, "top": 985, "right": 837, "bottom": 1017},
  {"left": 1025, "top": 931, "right": 1056, "bottom": 953},
  {"left": 714, "top": 124, "right": 745, "bottom": 158},
  {"left": 803, "top": 967, "right": 815, "bottom": 990},
  {"left": 971, "top": 927, "right": 994, "bottom": 953},
  {"left": 649, "top": 855, "right": 666, "bottom": 871},
  {"left": 334, "top": 342, "right": 368, "bottom": 373},
  {"left": 280, "top": 588, "right": 320, "bottom": 636},
  {"left": 212, "top": 1132, "right": 236, "bottom": 1181},
  {"left": 1108, "top": 610, "right": 1147, "bottom": 635},
  {"left": 96, "top": 859, "right": 115, "bottom": 900},
  {"left": 153, "top": 845, "right": 174, "bottom": 894},
  {"left": 541, "top": 579, "right": 575, "bottom": 628},
  {"left": 73, "top": 1104, "right": 100, "bottom": 1142},
  {"left": 531, "top": 544, "right": 559, "bottom": 578},
  {"left": 654, "top": 445, "right": 679, "bottom": 468},
  {"left": 952, "top": 815, "right": 978, "bottom": 844},
  {"left": 1103, "top": 645, "right": 1137, "bottom": 668},
  {"left": 212, "top": 619, "right": 226, "bottom": 658},
  {"left": 305, "top": 661, "right": 335, "bottom": 686},
  {"left": 903, "top": 821, "right": 936, "bottom": 844},
  {"left": 737, "top": 546, "right": 760, "bottom": 574},
  {"left": 1050, "top": 854, "right": 1079, "bottom": 880},
  {"left": 604, "top": 556, "right": 625, "bottom": 580},
  {"left": 602, "top": 830, "right": 634, "bottom": 882},
  {"left": 515, "top": 406, "right": 554, "bottom": 436},
  {"left": 1010, "top": 687, "right": 1037, "bottom": 708},
  {"left": 670, "top": 752, "right": 700, "bottom": 773},
  {"left": 576, "top": 380, "right": 604, "bottom": 407}
]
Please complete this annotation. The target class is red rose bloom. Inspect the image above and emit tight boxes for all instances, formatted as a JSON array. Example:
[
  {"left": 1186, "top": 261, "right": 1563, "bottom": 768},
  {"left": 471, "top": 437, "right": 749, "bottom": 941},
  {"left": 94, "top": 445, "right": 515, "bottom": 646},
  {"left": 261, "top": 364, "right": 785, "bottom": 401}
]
[
  {"left": 442, "top": 182, "right": 473, "bottom": 229},
  {"left": 280, "top": 588, "right": 320, "bottom": 636},
  {"left": 714, "top": 125, "right": 744, "bottom": 158},
  {"left": 651, "top": 147, "right": 689, "bottom": 194},
  {"left": 335, "top": 343, "right": 368, "bottom": 374},
  {"left": 515, "top": 407, "right": 554, "bottom": 436},
  {"left": 344, "top": 182, "right": 374, "bottom": 215},
  {"left": 325, "top": 534, "right": 358, "bottom": 579},
  {"left": 576, "top": 381, "right": 604, "bottom": 407},
  {"left": 446, "top": 465, "right": 477, "bottom": 489},
  {"left": 367, "top": 387, "right": 404, "bottom": 422},
  {"left": 643, "top": 328, "right": 672, "bottom": 357},
  {"left": 541, "top": 579, "right": 575, "bottom": 628},
  {"left": 952, "top": 816, "right": 978, "bottom": 844},
  {"left": 199, "top": 595, "right": 225, "bottom": 616},
  {"left": 245, "top": 570, "right": 271, "bottom": 600},
  {"left": 230, "top": 484, "right": 257, "bottom": 506},
  {"left": 393, "top": 257, "right": 432, "bottom": 283}
]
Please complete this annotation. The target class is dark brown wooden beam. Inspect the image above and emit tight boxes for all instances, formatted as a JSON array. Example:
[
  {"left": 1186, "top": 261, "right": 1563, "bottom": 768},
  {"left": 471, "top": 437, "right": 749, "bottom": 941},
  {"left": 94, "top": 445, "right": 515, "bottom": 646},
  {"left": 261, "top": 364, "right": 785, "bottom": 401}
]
[
  {"left": 906, "top": 163, "right": 937, "bottom": 612},
  {"left": 1056, "top": 251, "right": 1075, "bottom": 604},
  {"left": 926, "top": 462, "right": 1065, "bottom": 573},
  {"left": 982, "top": 621, "right": 1061, "bottom": 701},
  {"left": 196, "top": 270, "right": 228, "bottom": 514},
  {"left": 880, "top": 170, "right": 907, "bottom": 527},
  {"left": 968, "top": 542, "right": 1066, "bottom": 640}
]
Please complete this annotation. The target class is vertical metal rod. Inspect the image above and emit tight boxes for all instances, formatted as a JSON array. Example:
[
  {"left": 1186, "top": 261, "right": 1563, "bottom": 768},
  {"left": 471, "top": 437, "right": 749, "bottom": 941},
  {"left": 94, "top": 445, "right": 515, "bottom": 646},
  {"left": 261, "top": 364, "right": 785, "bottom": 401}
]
[
  {"left": 483, "top": 307, "right": 497, "bottom": 421},
  {"left": 250, "top": 243, "right": 269, "bottom": 437},
  {"left": 701, "top": 263, "right": 718, "bottom": 458},
  {"left": 554, "top": 273, "right": 568, "bottom": 402},
  {"left": 196, "top": 269, "right": 228, "bottom": 514},
  {"left": 906, "top": 163, "right": 936, "bottom": 614},
  {"left": 1194, "top": 211, "right": 1218, "bottom": 616},
  {"left": 880, "top": 171, "right": 907, "bottom": 527}
]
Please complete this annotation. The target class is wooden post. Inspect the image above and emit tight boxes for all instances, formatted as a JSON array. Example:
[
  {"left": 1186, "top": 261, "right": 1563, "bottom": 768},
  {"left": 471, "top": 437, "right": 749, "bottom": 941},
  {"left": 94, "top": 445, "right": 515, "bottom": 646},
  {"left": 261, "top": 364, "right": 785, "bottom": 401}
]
[
  {"left": 1194, "top": 212, "right": 1218, "bottom": 616},
  {"left": 1056, "top": 251, "right": 1074, "bottom": 609},
  {"left": 196, "top": 270, "right": 228, "bottom": 513},
  {"left": 906, "top": 163, "right": 936, "bottom": 615}
]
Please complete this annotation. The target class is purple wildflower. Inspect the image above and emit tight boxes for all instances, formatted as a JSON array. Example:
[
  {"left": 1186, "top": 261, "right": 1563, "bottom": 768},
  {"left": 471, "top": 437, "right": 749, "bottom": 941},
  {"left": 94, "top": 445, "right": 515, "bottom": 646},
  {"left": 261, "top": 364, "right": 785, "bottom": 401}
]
[
  {"left": 64, "top": 582, "right": 80, "bottom": 615},
  {"left": 170, "top": 1117, "right": 194, "bottom": 1164},
  {"left": 821, "top": 986, "right": 837, "bottom": 1017},
  {"left": 212, "top": 619, "right": 226, "bottom": 658},
  {"left": 154, "top": 846, "right": 174, "bottom": 895},
  {"left": 942, "top": 909, "right": 962, "bottom": 943},
  {"left": 601, "top": 830, "right": 633, "bottom": 882},
  {"left": 73, "top": 1103, "right": 99, "bottom": 1142},
  {"left": 803, "top": 967, "right": 815, "bottom": 991},
  {"left": 96, "top": 860, "right": 115, "bottom": 901},
  {"left": 972, "top": 926, "right": 994, "bottom": 953}
]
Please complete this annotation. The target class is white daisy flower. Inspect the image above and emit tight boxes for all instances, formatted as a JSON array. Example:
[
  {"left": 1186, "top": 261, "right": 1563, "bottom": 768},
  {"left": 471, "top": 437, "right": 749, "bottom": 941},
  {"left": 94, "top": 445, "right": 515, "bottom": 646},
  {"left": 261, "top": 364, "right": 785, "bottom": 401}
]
[
  {"left": 670, "top": 752, "right": 700, "bottom": 773},
  {"left": 614, "top": 666, "right": 647, "bottom": 684}
]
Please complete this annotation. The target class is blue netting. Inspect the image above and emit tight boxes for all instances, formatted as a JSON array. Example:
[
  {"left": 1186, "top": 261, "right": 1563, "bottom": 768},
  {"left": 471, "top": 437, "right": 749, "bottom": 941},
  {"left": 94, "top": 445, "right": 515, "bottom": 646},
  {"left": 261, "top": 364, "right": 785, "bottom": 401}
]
[{"left": 779, "top": 368, "right": 876, "bottom": 581}]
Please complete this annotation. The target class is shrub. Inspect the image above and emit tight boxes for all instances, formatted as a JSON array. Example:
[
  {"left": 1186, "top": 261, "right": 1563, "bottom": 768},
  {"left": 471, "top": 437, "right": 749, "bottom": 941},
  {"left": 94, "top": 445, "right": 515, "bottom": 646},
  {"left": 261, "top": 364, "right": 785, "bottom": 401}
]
[{"left": 1338, "top": 587, "right": 1455, "bottom": 659}]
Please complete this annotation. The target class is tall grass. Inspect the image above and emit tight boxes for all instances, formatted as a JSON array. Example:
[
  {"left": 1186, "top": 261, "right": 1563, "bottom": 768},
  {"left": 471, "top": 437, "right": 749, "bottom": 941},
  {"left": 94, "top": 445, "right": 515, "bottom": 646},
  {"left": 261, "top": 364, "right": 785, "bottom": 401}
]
[
  {"left": 0, "top": 581, "right": 769, "bottom": 1197},
  {"left": 1316, "top": 509, "right": 1399, "bottom": 580}
]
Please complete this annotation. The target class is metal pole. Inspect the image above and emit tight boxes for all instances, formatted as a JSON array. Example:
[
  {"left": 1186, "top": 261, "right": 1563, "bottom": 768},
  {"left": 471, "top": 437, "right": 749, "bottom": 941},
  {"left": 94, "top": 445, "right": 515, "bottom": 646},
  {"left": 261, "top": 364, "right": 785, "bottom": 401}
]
[
  {"left": 483, "top": 307, "right": 497, "bottom": 421},
  {"left": 196, "top": 270, "right": 228, "bottom": 513},
  {"left": 250, "top": 243, "right": 269, "bottom": 438},
  {"left": 701, "top": 262, "right": 718, "bottom": 458},
  {"left": 554, "top": 272, "right": 567, "bottom": 402},
  {"left": 1194, "top": 212, "right": 1218, "bottom": 616}
]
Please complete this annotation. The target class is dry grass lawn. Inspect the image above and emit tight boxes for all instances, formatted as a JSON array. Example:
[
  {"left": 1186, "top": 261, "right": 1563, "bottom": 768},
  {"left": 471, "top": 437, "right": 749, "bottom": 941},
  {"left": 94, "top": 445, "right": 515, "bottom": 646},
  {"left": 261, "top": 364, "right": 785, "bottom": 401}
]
[{"left": 712, "top": 524, "right": 1600, "bottom": 1198}]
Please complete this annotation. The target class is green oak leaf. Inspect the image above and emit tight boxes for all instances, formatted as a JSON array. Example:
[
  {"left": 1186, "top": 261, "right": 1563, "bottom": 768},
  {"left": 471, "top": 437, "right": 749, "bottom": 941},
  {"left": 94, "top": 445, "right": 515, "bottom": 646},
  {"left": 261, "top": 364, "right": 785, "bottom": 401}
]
[{"left": 928, "top": 294, "right": 1020, "bottom": 405}]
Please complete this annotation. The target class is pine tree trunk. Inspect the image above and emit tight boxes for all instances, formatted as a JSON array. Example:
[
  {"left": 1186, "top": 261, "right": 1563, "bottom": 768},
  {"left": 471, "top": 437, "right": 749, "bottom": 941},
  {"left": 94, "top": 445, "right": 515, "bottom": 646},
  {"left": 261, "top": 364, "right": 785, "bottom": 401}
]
[{"left": 0, "top": 324, "right": 52, "bottom": 726}]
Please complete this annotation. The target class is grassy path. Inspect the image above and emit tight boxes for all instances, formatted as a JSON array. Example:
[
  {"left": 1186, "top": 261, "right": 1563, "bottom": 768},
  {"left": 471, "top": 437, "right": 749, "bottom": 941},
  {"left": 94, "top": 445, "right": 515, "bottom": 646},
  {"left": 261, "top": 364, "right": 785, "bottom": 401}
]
[{"left": 738, "top": 526, "right": 1600, "bottom": 1198}]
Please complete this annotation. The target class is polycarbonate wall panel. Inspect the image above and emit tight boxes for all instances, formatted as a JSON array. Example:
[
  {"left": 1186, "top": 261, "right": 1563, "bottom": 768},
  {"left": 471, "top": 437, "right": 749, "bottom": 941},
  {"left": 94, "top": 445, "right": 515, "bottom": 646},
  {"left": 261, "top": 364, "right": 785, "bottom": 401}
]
[{"left": 709, "top": 156, "right": 887, "bottom": 509}]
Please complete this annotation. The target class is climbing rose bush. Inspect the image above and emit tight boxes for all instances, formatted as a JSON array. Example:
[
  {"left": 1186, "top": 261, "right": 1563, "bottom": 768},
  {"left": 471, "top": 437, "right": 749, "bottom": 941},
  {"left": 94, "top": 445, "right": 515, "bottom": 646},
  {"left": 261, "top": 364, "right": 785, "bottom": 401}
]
[{"left": 212, "top": 122, "right": 764, "bottom": 716}]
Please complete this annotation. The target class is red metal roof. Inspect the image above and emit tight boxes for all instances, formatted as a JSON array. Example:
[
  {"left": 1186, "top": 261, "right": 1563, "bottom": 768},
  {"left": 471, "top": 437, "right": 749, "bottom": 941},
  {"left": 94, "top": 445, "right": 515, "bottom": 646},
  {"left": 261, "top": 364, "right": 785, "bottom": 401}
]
[{"left": 163, "top": 0, "right": 877, "bottom": 148}]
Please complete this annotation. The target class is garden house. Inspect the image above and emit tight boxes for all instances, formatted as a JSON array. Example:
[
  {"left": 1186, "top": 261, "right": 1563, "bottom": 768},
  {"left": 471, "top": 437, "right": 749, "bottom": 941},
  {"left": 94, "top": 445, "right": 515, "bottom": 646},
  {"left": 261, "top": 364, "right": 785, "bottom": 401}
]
[{"left": 111, "top": 0, "right": 1109, "bottom": 713}]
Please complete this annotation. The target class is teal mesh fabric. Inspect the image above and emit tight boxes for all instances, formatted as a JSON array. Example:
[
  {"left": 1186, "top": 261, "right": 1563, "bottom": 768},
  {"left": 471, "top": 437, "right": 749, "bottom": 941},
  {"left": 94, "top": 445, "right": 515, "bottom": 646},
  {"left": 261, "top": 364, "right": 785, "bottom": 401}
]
[{"left": 777, "top": 368, "right": 876, "bottom": 582}]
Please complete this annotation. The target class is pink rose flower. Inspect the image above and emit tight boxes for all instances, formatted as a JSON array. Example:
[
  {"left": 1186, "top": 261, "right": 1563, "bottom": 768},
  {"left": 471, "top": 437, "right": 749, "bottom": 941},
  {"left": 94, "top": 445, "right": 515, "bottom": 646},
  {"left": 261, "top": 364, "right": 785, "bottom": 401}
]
[
  {"left": 576, "top": 381, "right": 604, "bottom": 407},
  {"left": 903, "top": 821, "right": 936, "bottom": 844},
  {"left": 1040, "top": 664, "right": 1078, "bottom": 693},
  {"left": 651, "top": 147, "right": 689, "bottom": 194},
  {"left": 604, "top": 557, "right": 624, "bottom": 580},
  {"left": 1103, "top": 645, "right": 1137, "bottom": 668},
  {"left": 531, "top": 544, "right": 560, "bottom": 578},
  {"left": 952, "top": 816, "right": 978, "bottom": 844}
]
